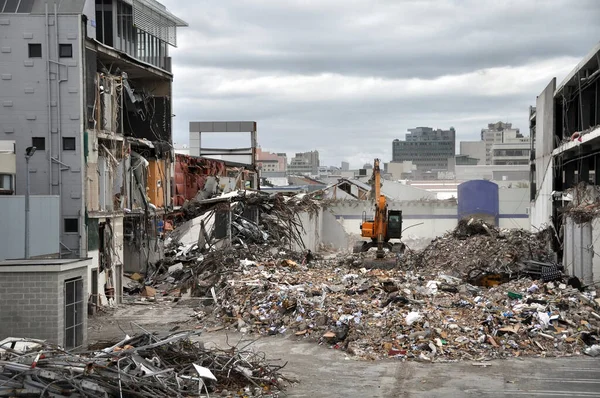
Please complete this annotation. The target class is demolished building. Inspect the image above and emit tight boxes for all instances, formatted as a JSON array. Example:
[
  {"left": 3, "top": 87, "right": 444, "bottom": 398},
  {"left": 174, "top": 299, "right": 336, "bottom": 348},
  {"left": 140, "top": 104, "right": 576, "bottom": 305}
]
[
  {"left": 530, "top": 41, "right": 600, "bottom": 284},
  {"left": 0, "top": 0, "right": 187, "bottom": 307}
]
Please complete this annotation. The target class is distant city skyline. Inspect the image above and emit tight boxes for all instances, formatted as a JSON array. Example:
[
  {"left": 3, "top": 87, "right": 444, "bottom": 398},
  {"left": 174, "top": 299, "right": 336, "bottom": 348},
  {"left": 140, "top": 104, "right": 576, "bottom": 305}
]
[{"left": 162, "top": 1, "right": 599, "bottom": 169}]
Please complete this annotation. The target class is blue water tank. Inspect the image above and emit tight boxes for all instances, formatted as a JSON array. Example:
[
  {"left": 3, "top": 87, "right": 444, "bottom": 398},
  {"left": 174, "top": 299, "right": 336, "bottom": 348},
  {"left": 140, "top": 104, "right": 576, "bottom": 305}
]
[{"left": 457, "top": 180, "right": 499, "bottom": 225}]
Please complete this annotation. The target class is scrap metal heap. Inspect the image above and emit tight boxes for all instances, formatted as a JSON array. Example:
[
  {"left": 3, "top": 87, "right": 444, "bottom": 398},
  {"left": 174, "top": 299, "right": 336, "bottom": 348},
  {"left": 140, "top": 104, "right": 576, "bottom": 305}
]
[
  {"left": 121, "top": 213, "right": 600, "bottom": 362},
  {"left": 0, "top": 331, "right": 286, "bottom": 397}
]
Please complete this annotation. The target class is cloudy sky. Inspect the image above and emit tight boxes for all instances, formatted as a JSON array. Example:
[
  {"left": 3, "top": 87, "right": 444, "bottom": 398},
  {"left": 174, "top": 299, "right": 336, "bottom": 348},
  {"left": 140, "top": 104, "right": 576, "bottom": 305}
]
[{"left": 162, "top": 0, "right": 600, "bottom": 168}]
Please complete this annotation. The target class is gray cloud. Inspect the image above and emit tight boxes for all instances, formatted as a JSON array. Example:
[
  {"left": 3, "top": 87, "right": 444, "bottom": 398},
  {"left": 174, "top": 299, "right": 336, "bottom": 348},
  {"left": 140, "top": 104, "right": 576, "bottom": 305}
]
[{"left": 163, "top": 0, "right": 600, "bottom": 168}]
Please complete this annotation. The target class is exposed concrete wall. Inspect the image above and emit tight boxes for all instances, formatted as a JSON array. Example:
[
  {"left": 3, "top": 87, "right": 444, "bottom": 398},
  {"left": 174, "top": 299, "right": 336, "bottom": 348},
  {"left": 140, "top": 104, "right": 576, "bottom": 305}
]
[
  {"left": 321, "top": 210, "right": 351, "bottom": 251},
  {"left": 328, "top": 200, "right": 457, "bottom": 239},
  {"left": 381, "top": 181, "right": 435, "bottom": 200},
  {"left": 293, "top": 209, "right": 323, "bottom": 252},
  {"left": 531, "top": 78, "right": 557, "bottom": 230},
  {"left": 563, "top": 217, "right": 594, "bottom": 284},
  {"left": 460, "top": 141, "right": 486, "bottom": 165},
  {"left": 0, "top": 196, "right": 60, "bottom": 260},
  {"left": 531, "top": 158, "right": 554, "bottom": 230},
  {"left": 592, "top": 218, "right": 600, "bottom": 284},
  {"left": 499, "top": 188, "right": 530, "bottom": 230}
]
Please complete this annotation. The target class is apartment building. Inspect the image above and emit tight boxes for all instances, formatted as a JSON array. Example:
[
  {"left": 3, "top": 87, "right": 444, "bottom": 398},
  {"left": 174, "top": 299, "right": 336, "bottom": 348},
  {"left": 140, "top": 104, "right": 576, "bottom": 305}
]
[
  {"left": 392, "top": 127, "right": 456, "bottom": 177},
  {"left": 480, "top": 122, "right": 529, "bottom": 164},
  {"left": 288, "top": 150, "right": 320, "bottom": 175},
  {"left": 529, "top": 42, "right": 600, "bottom": 284},
  {"left": 256, "top": 147, "right": 287, "bottom": 173},
  {"left": 0, "top": 0, "right": 186, "bottom": 306}
]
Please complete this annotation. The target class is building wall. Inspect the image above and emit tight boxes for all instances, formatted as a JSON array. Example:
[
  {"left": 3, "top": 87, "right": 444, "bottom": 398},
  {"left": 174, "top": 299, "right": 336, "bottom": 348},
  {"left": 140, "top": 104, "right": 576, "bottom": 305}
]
[
  {"left": 0, "top": 196, "right": 60, "bottom": 260},
  {"left": 491, "top": 142, "right": 530, "bottom": 165},
  {"left": 329, "top": 200, "right": 458, "bottom": 239},
  {"left": 459, "top": 141, "right": 486, "bottom": 165},
  {"left": 0, "top": 261, "right": 88, "bottom": 348},
  {"left": 321, "top": 210, "right": 351, "bottom": 251},
  {"left": 387, "top": 161, "right": 415, "bottom": 180},
  {"left": 291, "top": 209, "right": 323, "bottom": 252},
  {"left": 392, "top": 127, "right": 456, "bottom": 171},
  {"left": 481, "top": 122, "right": 522, "bottom": 164},
  {"left": 563, "top": 217, "right": 595, "bottom": 284},
  {"left": 381, "top": 180, "right": 436, "bottom": 201},
  {"left": 499, "top": 188, "right": 530, "bottom": 230},
  {"left": 454, "top": 164, "right": 529, "bottom": 181},
  {"left": 530, "top": 79, "right": 557, "bottom": 230},
  {"left": 0, "top": 12, "right": 86, "bottom": 257}
]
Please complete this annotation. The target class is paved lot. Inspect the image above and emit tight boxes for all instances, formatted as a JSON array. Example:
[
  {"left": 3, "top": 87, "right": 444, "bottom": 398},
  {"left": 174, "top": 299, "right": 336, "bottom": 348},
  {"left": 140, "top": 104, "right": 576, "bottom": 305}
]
[{"left": 89, "top": 303, "right": 600, "bottom": 398}]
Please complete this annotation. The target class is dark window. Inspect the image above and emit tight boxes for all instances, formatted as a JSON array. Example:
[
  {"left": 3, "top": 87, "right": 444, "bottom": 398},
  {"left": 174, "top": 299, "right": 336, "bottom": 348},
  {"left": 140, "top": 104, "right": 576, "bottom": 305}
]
[
  {"left": 64, "top": 218, "right": 79, "bottom": 233},
  {"left": 63, "top": 137, "right": 76, "bottom": 150},
  {"left": 28, "top": 43, "right": 42, "bottom": 58},
  {"left": 59, "top": 44, "right": 73, "bottom": 58},
  {"left": 31, "top": 137, "right": 45, "bottom": 150}
]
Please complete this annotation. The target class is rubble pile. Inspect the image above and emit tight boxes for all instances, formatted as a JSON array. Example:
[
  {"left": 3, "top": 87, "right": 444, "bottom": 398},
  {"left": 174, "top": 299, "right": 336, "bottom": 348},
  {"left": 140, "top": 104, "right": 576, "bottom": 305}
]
[
  {"left": 200, "top": 253, "right": 599, "bottom": 361},
  {"left": 173, "top": 191, "right": 320, "bottom": 251},
  {"left": 403, "top": 219, "right": 555, "bottom": 279},
  {"left": 125, "top": 217, "right": 600, "bottom": 363},
  {"left": 562, "top": 182, "right": 600, "bottom": 224},
  {"left": 0, "top": 331, "right": 286, "bottom": 397}
]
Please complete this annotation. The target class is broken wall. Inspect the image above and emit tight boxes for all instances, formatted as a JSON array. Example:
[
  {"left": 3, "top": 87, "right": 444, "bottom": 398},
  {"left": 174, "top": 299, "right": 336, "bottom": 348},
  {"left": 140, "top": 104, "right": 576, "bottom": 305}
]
[
  {"left": 531, "top": 78, "right": 556, "bottom": 229},
  {"left": 329, "top": 200, "right": 458, "bottom": 239},
  {"left": 292, "top": 209, "right": 323, "bottom": 252},
  {"left": 563, "top": 217, "right": 594, "bottom": 284},
  {"left": 321, "top": 210, "right": 351, "bottom": 251},
  {"left": 499, "top": 188, "right": 530, "bottom": 230}
]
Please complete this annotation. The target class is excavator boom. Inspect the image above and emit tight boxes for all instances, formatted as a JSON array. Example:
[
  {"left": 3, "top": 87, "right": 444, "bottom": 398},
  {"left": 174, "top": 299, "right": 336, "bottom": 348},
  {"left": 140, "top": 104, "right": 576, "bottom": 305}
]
[{"left": 353, "top": 158, "right": 405, "bottom": 267}]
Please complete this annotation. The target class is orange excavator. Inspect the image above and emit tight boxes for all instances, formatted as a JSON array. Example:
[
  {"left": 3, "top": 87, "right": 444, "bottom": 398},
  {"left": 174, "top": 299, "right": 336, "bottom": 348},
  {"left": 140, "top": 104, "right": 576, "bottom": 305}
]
[{"left": 353, "top": 159, "right": 405, "bottom": 264}]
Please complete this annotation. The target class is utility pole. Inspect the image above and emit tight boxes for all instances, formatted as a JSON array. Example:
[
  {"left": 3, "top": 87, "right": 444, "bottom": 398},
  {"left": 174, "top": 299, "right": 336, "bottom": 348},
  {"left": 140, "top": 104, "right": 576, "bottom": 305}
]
[{"left": 24, "top": 146, "right": 36, "bottom": 259}]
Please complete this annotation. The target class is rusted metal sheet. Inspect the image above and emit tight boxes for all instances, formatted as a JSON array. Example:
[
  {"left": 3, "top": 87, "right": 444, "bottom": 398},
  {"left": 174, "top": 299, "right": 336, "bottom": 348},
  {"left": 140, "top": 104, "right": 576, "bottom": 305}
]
[{"left": 173, "top": 154, "right": 227, "bottom": 206}]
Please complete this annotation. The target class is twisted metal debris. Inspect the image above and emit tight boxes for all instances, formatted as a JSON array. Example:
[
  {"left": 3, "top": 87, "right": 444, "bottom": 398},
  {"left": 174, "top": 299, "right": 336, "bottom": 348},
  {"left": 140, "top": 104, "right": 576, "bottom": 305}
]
[{"left": 0, "top": 330, "right": 286, "bottom": 397}]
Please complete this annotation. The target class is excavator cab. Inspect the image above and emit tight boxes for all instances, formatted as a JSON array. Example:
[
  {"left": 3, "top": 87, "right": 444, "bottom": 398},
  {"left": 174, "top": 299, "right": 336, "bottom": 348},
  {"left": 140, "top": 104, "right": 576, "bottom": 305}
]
[{"left": 386, "top": 210, "right": 402, "bottom": 240}]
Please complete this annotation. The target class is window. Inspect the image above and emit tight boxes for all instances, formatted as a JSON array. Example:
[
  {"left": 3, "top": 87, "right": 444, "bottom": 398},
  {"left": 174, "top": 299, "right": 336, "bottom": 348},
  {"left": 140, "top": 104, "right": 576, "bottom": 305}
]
[
  {"left": 59, "top": 44, "right": 73, "bottom": 58},
  {"left": 63, "top": 137, "right": 76, "bottom": 150},
  {"left": 28, "top": 43, "right": 42, "bottom": 58},
  {"left": 64, "top": 218, "right": 79, "bottom": 233},
  {"left": 31, "top": 137, "right": 45, "bottom": 150}
]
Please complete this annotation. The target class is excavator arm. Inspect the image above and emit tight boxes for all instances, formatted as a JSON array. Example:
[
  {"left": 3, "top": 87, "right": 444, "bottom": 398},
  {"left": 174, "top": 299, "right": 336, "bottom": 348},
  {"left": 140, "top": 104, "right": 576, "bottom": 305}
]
[{"left": 354, "top": 159, "right": 405, "bottom": 263}]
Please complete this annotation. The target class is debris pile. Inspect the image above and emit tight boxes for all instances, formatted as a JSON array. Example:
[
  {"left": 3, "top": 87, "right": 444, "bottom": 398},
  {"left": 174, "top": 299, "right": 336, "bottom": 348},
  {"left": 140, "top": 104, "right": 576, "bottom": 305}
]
[
  {"left": 124, "top": 215, "right": 600, "bottom": 363},
  {"left": 403, "top": 218, "right": 555, "bottom": 281},
  {"left": 168, "top": 191, "right": 320, "bottom": 255},
  {"left": 0, "top": 331, "right": 286, "bottom": 397},
  {"left": 562, "top": 182, "right": 600, "bottom": 224}
]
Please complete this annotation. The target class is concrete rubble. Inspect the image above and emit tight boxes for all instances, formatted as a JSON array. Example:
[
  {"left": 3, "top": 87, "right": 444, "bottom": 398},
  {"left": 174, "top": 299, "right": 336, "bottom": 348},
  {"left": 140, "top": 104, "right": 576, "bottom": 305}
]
[
  {"left": 119, "top": 214, "right": 600, "bottom": 364},
  {"left": 0, "top": 331, "right": 286, "bottom": 397}
]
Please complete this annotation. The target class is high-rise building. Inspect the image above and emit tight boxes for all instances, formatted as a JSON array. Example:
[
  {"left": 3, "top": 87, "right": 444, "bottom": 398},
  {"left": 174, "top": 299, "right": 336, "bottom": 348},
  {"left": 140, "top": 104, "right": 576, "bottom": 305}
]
[
  {"left": 288, "top": 151, "right": 320, "bottom": 175},
  {"left": 481, "top": 122, "right": 528, "bottom": 164},
  {"left": 0, "top": 0, "right": 186, "bottom": 312},
  {"left": 392, "top": 127, "right": 456, "bottom": 174},
  {"left": 478, "top": 122, "right": 530, "bottom": 165}
]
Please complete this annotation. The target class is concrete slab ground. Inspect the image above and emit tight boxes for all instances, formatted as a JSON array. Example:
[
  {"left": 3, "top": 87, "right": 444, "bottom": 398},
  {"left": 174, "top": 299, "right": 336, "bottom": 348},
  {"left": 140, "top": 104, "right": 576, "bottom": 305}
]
[{"left": 89, "top": 302, "right": 600, "bottom": 398}]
